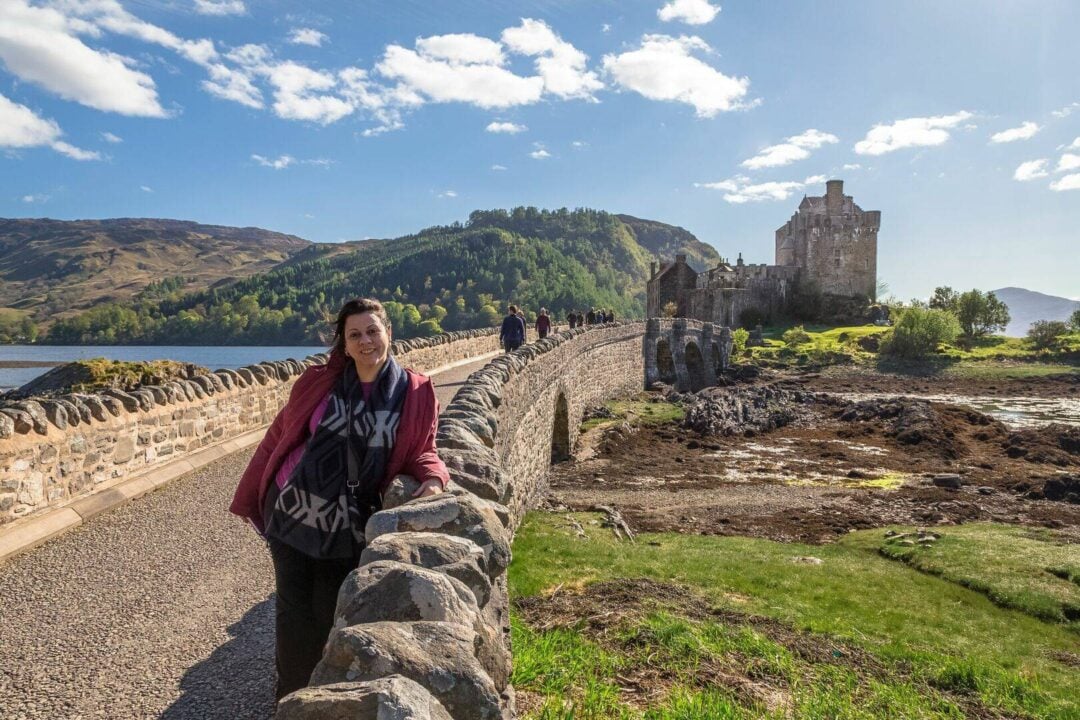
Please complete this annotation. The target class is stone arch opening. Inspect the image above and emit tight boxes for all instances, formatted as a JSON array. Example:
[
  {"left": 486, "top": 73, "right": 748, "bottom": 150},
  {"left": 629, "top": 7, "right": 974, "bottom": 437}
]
[
  {"left": 551, "top": 392, "right": 571, "bottom": 464},
  {"left": 655, "top": 339, "right": 677, "bottom": 384},
  {"left": 684, "top": 341, "right": 707, "bottom": 391}
]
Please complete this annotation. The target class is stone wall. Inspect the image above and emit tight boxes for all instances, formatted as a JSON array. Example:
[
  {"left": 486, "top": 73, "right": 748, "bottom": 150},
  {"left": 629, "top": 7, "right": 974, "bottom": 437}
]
[
  {"left": 644, "top": 318, "right": 733, "bottom": 392},
  {"left": 0, "top": 329, "right": 501, "bottom": 527},
  {"left": 275, "top": 323, "right": 650, "bottom": 719}
]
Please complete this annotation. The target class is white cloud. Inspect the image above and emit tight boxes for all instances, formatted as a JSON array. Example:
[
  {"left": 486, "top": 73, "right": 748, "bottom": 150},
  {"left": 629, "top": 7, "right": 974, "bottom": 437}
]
[
  {"left": 140, "top": 185, "right": 153, "bottom": 192},
  {"left": 694, "top": 174, "right": 824, "bottom": 204},
  {"left": 602, "top": 35, "right": 751, "bottom": 117},
  {"left": 989, "top": 121, "right": 1040, "bottom": 144},
  {"left": 251, "top": 154, "right": 294, "bottom": 169},
  {"left": 1049, "top": 174, "right": 1080, "bottom": 192},
  {"left": 288, "top": 28, "right": 328, "bottom": 47},
  {"left": 101, "top": 131, "right": 122, "bottom": 143},
  {"left": 0, "top": 0, "right": 167, "bottom": 117},
  {"left": 376, "top": 41, "right": 543, "bottom": 110},
  {"left": 530, "top": 148, "right": 551, "bottom": 159},
  {"left": 267, "top": 61, "right": 352, "bottom": 124},
  {"left": 438, "top": 189, "right": 458, "bottom": 198},
  {"left": 1051, "top": 102, "right": 1079, "bottom": 119},
  {"left": 193, "top": 0, "right": 246, "bottom": 16},
  {"left": 602, "top": 24, "right": 612, "bottom": 33},
  {"left": 21, "top": 193, "right": 48, "bottom": 203},
  {"left": 486, "top": 121, "right": 527, "bottom": 134},
  {"left": 416, "top": 33, "right": 505, "bottom": 65},
  {"left": 842, "top": 163, "right": 862, "bottom": 170},
  {"left": 501, "top": 19, "right": 602, "bottom": 100},
  {"left": 1013, "top": 159, "right": 1049, "bottom": 181},
  {"left": 572, "top": 140, "right": 587, "bottom": 148},
  {"left": 1056, "top": 153, "right": 1080, "bottom": 173},
  {"left": 657, "top": 0, "right": 721, "bottom": 25},
  {"left": 854, "top": 111, "right": 973, "bottom": 155},
  {"left": 741, "top": 128, "right": 838, "bottom": 169},
  {"left": 0, "top": 92, "right": 100, "bottom": 160},
  {"left": 491, "top": 164, "right": 507, "bottom": 170},
  {"left": 1069, "top": 137, "right": 1080, "bottom": 150}
]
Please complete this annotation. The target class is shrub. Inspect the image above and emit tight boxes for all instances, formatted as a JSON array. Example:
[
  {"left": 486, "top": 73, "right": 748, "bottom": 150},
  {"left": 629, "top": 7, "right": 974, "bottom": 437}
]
[
  {"left": 782, "top": 325, "right": 812, "bottom": 346},
  {"left": 880, "top": 307, "right": 961, "bottom": 358},
  {"left": 1027, "top": 320, "right": 1069, "bottom": 349},
  {"left": 731, "top": 327, "right": 749, "bottom": 355}
]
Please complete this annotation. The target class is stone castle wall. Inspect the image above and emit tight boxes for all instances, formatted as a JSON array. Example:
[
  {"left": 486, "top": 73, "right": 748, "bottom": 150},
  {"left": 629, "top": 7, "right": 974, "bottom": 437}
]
[{"left": 0, "top": 329, "right": 501, "bottom": 527}]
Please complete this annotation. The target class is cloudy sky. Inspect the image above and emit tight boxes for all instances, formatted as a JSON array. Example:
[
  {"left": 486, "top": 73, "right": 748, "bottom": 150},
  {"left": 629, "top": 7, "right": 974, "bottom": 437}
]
[{"left": 1, "top": 0, "right": 1078, "bottom": 300}]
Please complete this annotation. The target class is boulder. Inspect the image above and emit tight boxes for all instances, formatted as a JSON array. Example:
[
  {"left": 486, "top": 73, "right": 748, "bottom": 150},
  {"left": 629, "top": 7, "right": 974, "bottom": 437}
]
[
  {"left": 39, "top": 400, "right": 68, "bottom": 430},
  {"left": 0, "top": 412, "right": 14, "bottom": 439},
  {"left": 57, "top": 397, "right": 86, "bottom": 425},
  {"left": 10, "top": 401, "right": 49, "bottom": 434},
  {"left": 334, "top": 560, "right": 479, "bottom": 629},
  {"left": 360, "top": 531, "right": 491, "bottom": 607},
  {"left": 311, "top": 621, "right": 502, "bottom": 720},
  {"left": 190, "top": 375, "right": 216, "bottom": 395},
  {"left": 275, "top": 677, "right": 453, "bottom": 720},
  {"left": 366, "top": 492, "right": 511, "bottom": 578},
  {"left": 932, "top": 473, "right": 963, "bottom": 489},
  {"left": 102, "top": 389, "right": 139, "bottom": 413}
]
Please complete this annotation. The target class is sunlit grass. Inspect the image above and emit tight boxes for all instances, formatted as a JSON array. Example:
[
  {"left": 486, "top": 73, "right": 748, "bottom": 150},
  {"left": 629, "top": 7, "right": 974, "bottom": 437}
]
[{"left": 510, "top": 513, "right": 1080, "bottom": 719}]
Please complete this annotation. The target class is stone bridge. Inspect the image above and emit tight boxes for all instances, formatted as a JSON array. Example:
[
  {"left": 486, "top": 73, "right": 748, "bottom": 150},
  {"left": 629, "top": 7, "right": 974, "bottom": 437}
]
[
  {"left": 644, "top": 317, "right": 733, "bottom": 392},
  {"left": 0, "top": 319, "right": 728, "bottom": 719}
]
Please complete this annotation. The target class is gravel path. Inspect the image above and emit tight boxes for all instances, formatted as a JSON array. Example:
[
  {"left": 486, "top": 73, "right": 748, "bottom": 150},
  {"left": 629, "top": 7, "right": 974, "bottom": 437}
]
[{"left": 0, "top": 354, "right": 495, "bottom": 720}]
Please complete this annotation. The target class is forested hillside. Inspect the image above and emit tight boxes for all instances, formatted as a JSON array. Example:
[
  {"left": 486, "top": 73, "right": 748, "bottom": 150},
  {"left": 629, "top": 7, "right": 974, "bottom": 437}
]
[{"left": 45, "top": 208, "right": 696, "bottom": 345}]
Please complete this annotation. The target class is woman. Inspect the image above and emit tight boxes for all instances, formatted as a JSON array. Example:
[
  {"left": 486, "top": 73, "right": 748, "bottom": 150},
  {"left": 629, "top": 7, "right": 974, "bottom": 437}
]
[
  {"left": 535, "top": 307, "right": 552, "bottom": 339},
  {"left": 229, "top": 298, "right": 448, "bottom": 700}
]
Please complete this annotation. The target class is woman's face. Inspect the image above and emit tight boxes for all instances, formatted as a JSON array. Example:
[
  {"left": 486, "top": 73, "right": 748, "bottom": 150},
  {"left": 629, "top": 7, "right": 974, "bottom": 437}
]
[{"left": 344, "top": 312, "right": 391, "bottom": 376}]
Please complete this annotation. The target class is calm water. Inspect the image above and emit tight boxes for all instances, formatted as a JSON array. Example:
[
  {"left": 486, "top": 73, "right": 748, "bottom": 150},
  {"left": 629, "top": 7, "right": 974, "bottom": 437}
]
[
  {"left": 0, "top": 345, "right": 328, "bottom": 390},
  {"left": 834, "top": 392, "right": 1080, "bottom": 429}
]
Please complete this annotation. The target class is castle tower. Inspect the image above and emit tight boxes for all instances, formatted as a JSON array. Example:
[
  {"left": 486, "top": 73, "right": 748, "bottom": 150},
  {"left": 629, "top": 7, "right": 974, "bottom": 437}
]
[{"left": 774, "top": 179, "right": 881, "bottom": 299}]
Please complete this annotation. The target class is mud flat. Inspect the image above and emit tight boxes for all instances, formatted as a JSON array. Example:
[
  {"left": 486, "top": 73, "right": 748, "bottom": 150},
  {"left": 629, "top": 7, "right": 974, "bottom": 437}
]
[{"left": 546, "top": 383, "right": 1080, "bottom": 544}]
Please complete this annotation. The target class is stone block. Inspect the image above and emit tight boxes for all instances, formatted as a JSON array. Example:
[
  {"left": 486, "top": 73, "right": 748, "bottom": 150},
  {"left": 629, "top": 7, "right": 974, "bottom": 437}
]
[
  {"left": 334, "top": 560, "right": 478, "bottom": 629},
  {"left": 311, "top": 621, "right": 502, "bottom": 720},
  {"left": 274, "top": 678, "right": 453, "bottom": 720},
  {"left": 113, "top": 434, "right": 137, "bottom": 464},
  {"left": 360, "top": 531, "right": 491, "bottom": 607}
]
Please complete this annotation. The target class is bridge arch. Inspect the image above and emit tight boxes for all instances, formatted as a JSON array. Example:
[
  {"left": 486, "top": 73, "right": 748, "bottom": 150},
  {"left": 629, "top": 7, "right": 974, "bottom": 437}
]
[
  {"left": 655, "top": 338, "right": 677, "bottom": 385},
  {"left": 684, "top": 341, "right": 707, "bottom": 391}
]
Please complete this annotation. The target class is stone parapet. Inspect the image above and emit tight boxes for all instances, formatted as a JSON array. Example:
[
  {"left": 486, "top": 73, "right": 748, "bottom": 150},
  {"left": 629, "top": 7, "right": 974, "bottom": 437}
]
[{"left": 0, "top": 328, "right": 500, "bottom": 527}]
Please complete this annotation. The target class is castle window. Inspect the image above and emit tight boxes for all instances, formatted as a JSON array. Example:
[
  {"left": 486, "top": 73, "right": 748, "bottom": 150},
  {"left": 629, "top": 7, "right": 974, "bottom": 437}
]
[{"left": 835, "top": 259, "right": 841, "bottom": 267}]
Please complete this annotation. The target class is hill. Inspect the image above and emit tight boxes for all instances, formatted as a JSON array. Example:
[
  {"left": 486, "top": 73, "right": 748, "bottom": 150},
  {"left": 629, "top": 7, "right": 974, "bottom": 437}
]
[
  {"left": 0, "top": 218, "right": 312, "bottom": 323},
  {"left": 44, "top": 207, "right": 689, "bottom": 345},
  {"left": 990, "top": 287, "right": 1079, "bottom": 337},
  {"left": 616, "top": 214, "right": 719, "bottom": 272}
]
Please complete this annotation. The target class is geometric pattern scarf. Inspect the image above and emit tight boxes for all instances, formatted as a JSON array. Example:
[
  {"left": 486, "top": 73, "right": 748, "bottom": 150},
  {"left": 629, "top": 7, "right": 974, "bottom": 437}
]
[{"left": 264, "top": 355, "right": 408, "bottom": 559}]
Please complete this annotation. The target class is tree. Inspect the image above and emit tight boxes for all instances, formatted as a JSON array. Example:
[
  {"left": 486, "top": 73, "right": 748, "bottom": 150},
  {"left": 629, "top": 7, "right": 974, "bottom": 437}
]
[
  {"left": 953, "top": 290, "right": 1010, "bottom": 337},
  {"left": 880, "top": 307, "right": 961, "bottom": 358},
  {"left": 1069, "top": 308, "right": 1080, "bottom": 332},
  {"left": 1027, "top": 320, "right": 1069, "bottom": 349},
  {"left": 928, "top": 286, "right": 959, "bottom": 312}
]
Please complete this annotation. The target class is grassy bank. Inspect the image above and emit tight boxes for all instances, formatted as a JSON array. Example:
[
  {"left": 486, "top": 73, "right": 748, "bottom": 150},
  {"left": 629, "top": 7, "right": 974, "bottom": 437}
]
[{"left": 509, "top": 515, "right": 1080, "bottom": 719}]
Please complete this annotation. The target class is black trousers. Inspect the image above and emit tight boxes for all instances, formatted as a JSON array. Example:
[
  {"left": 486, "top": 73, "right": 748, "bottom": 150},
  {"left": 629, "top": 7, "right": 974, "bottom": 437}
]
[{"left": 268, "top": 538, "right": 357, "bottom": 700}]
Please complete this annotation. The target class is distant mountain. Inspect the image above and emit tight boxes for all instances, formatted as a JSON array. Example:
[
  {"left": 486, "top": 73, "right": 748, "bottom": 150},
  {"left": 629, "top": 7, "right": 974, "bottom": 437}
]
[
  {"left": 991, "top": 287, "right": 1079, "bottom": 337},
  {"left": 0, "top": 218, "right": 312, "bottom": 324},
  {"left": 616, "top": 214, "right": 720, "bottom": 272},
  {"left": 44, "top": 207, "right": 678, "bottom": 345}
]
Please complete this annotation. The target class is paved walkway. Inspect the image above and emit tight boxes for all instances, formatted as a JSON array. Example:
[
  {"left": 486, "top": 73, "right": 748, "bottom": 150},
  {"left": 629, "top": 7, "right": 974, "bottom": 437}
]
[{"left": 0, "top": 354, "right": 497, "bottom": 720}]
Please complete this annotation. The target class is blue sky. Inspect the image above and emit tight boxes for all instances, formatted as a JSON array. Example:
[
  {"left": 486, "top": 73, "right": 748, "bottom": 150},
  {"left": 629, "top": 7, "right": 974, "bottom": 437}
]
[{"left": 1, "top": 0, "right": 1078, "bottom": 301}]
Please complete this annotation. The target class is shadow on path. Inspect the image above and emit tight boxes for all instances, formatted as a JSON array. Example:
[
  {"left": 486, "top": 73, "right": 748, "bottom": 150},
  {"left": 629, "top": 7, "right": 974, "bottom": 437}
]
[{"left": 161, "top": 597, "right": 277, "bottom": 720}]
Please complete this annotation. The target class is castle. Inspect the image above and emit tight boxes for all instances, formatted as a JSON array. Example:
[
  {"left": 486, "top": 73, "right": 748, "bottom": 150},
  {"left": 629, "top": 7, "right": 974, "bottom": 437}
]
[{"left": 647, "top": 180, "right": 881, "bottom": 325}]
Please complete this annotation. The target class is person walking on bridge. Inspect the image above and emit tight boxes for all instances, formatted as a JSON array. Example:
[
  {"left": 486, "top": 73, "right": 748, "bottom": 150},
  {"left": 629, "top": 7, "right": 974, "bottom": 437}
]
[
  {"left": 500, "top": 304, "right": 526, "bottom": 352},
  {"left": 536, "top": 308, "right": 552, "bottom": 339},
  {"left": 229, "top": 298, "right": 449, "bottom": 701}
]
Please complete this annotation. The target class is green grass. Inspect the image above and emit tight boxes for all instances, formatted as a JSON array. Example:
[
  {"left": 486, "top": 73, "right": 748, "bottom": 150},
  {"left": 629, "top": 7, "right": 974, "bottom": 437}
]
[
  {"left": 581, "top": 397, "right": 685, "bottom": 432},
  {"left": 867, "top": 524, "right": 1080, "bottom": 627},
  {"left": 745, "top": 323, "right": 1080, "bottom": 371},
  {"left": 510, "top": 514, "right": 1080, "bottom": 719}
]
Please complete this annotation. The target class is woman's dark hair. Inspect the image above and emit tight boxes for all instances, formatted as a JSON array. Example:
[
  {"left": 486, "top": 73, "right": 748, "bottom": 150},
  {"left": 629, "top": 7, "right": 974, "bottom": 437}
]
[{"left": 331, "top": 298, "right": 391, "bottom": 356}]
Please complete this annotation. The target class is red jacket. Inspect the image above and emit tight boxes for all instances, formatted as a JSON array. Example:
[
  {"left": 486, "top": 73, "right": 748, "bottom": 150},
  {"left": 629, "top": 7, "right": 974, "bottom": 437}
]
[{"left": 229, "top": 351, "right": 449, "bottom": 533}]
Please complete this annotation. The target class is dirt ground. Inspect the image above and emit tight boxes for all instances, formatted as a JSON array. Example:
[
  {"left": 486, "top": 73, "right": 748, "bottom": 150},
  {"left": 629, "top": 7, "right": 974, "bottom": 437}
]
[{"left": 545, "top": 379, "right": 1080, "bottom": 545}]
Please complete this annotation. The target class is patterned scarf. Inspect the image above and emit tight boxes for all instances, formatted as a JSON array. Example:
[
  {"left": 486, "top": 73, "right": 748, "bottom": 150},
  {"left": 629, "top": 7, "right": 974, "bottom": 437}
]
[{"left": 265, "top": 355, "right": 408, "bottom": 559}]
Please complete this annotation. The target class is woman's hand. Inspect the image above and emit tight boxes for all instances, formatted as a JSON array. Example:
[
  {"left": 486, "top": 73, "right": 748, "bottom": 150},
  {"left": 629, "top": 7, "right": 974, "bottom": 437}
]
[{"left": 411, "top": 479, "right": 445, "bottom": 498}]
